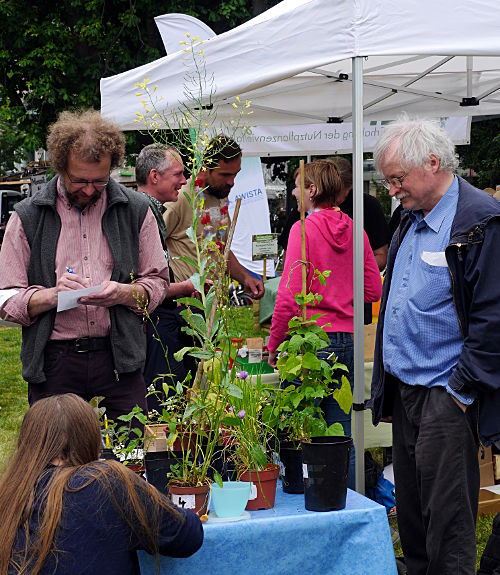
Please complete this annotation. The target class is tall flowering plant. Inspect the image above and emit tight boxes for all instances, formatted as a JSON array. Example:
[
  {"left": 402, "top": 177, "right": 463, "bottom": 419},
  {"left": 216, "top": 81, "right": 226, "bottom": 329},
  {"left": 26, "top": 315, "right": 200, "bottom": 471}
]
[{"left": 122, "top": 35, "right": 259, "bottom": 488}]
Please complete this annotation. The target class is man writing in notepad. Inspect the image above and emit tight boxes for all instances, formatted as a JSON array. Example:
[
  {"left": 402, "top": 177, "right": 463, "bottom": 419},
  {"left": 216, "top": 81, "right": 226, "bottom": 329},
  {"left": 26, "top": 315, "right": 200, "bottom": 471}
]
[{"left": 0, "top": 110, "right": 169, "bottom": 420}]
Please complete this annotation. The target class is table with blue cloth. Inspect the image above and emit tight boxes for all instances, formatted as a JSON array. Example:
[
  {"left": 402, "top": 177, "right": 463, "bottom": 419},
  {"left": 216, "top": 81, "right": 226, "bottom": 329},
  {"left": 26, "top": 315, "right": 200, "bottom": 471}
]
[{"left": 138, "top": 482, "right": 397, "bottom": 575}]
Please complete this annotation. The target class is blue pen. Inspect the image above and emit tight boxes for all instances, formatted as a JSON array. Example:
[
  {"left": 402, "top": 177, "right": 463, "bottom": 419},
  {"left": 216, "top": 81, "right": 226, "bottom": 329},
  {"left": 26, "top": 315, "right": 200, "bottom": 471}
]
[{"left": 66, "top": 266, "right": 75, "bottom": 274}]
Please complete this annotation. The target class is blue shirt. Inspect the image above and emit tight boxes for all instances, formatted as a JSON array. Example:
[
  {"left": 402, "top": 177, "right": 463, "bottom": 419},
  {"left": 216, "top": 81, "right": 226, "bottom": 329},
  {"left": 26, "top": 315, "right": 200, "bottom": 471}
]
[{"left": 383, "top": 177, "right": 474, "bottom": 405}]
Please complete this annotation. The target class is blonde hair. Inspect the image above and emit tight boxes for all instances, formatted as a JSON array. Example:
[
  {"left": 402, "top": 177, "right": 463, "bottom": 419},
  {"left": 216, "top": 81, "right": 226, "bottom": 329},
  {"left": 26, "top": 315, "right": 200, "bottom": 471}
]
[{"left": 294, "top": 160, "right": 344, "bottom": 207}]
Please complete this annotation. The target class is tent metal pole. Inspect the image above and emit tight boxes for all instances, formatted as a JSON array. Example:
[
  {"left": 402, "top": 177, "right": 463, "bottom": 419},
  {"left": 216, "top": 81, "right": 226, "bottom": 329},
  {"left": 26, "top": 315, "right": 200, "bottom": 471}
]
[
  {"left": 352, "top": 56, "right": 365, "bottom": 494},
  {"left": 467, "top": 56, "right": 473, "bottom": 98}
]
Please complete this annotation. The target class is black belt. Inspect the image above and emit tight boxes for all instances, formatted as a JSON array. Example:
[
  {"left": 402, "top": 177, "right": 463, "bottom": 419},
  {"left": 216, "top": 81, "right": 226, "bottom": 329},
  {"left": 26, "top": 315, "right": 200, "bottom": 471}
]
[{"left": 46, "top": 337, "right": 111, "bottom": 353}]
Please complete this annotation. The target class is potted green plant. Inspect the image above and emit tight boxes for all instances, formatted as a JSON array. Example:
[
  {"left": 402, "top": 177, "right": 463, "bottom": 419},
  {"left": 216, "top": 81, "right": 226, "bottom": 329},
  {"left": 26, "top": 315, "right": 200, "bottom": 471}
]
[
  {"left": 275, "top": 277, "right": 353, "bottom": 500},
  {"left": 108, "top": 405, "right": 149, "bottom": 474},
  {"left": 221, "top": 369, "right": 281, "bottom": 510}
]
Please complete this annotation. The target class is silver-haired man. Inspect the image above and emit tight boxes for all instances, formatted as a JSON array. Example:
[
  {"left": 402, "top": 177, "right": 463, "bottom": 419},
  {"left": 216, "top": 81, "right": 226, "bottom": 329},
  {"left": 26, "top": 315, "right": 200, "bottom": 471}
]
[
  {"left": 370, "top": 118, "right": 500, "bottom": 574},
  {"left": 135, "top": 144, "right": 196, "bottom": 409}
]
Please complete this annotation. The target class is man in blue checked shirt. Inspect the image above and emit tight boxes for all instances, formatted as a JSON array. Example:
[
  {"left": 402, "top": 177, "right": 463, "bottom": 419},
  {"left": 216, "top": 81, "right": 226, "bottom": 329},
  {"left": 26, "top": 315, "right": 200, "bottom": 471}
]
[{"left": 370, "top": 117, "right": 500, "bottom": 575}]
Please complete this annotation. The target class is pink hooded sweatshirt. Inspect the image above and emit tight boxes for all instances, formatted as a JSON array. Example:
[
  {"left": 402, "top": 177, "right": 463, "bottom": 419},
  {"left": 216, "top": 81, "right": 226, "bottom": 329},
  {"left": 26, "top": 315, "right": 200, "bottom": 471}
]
[{"left": 267, "top": 208, "right": 382, "bottom": 352}]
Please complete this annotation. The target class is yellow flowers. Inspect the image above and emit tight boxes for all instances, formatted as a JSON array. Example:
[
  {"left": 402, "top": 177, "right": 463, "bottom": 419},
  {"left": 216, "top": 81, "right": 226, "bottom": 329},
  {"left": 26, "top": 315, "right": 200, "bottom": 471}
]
[{"left": 131, "top": 37, "right": 253, "bottom": 184}]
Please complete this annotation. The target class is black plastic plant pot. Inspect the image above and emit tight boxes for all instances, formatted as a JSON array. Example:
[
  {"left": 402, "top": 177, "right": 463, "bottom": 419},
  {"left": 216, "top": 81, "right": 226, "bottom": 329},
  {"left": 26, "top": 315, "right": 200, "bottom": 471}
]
[
  {"left": 279, "top": 441, "right": 304, "bottom": 494},
  {"left": 145, "top": 451, "right": 182, "bottom": 495},
  {"left": 301, "top": 436, "right": 352, "bottom": 511},
  {"left": 99, "top": 448, "right": 118, "bottom": 461}
]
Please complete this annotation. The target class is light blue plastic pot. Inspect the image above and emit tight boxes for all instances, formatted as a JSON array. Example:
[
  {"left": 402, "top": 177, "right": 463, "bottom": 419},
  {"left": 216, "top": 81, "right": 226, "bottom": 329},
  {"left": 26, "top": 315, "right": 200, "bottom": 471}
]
[{"left": 211, "top": 481, "right": 251, "bottom": 518}]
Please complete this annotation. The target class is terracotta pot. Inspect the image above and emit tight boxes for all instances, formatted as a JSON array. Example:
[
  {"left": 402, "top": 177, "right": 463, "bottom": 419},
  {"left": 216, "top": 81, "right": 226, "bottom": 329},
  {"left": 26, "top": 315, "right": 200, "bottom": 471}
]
[
  {"left": 168, "top": 483, "right": 211, "bottom": 517},
  {"left": 239, "top": 464, "right": 279, "bottom": 510}
]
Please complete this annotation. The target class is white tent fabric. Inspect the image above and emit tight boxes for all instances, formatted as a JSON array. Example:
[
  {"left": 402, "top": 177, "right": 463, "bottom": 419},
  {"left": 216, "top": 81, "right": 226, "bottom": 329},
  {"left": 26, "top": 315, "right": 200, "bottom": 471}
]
[
  {"left": 101, "top": 0, "right": 500, "bottom": 131},
  {"left": 101, "top": 0, "right": 500, "bottom": 492},
  {"left": 154, "top": 13, "right": 215, "bottom": 55}
]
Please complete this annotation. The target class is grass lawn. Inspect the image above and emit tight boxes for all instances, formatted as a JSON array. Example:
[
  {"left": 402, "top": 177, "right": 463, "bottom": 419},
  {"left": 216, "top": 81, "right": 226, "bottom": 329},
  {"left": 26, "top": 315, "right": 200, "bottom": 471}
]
[
  {"left": 0, "top": 326, "right": 28, "bottom": 472},
  {"left": 0, "top": 312, "right": 496, "bottom": 571}
]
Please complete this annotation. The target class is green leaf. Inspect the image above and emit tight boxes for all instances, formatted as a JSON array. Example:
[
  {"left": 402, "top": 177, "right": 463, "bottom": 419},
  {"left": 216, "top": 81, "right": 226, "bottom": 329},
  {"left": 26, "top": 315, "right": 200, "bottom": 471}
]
[
  {"left": 186, "top": 226, "right": 197, "bottom": 244},
  {"left": 287, "top": 334, "right": 304, "bottom": 353},
  {"left": 227, "top": 383, "right": 243, "bottom": 399},
  {"left": 302, "top": 351, "right": 321, "bottom": 370},
  {"left": 188, "top": 274, "right": 203, "bottom": 296},
  {"left": 291, "top": 392, "right": 304, "bottom": 409},
  {"left": 176, "top": 297, "right": 205, "bottom": 311},
  {"left": 175, "top": 255, "right": 199, "bottom": 269},
  {"left": 213, "top": 471, "right": 223, "bottom": 488},
  {"left": 186, "top": 313, "right": 207, "bottom": 337},
  {"left": 250, "top": 444, "right": 267, "bottom": 469},
  {"left": 324, "top": 422, "right": 345, "bottom": 436},
  {"left": 173, "top": 346, "right": 194, "bottom": 361},
  {"left": 190, "top": 350, "right": 215, "bottom": 360},
  {"left": 332, "top": 375, "right": 353, "bottom": 415}
]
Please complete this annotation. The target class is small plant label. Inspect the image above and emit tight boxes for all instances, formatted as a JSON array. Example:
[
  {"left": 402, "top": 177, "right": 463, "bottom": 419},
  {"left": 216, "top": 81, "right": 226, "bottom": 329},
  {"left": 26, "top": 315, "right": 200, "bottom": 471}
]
[
  {"left": 170, "top": 493, "right": 196, "bottom": 510},
  {"left": 279, "top": 461, "right": 286, "bottom": 477},
  {"left": 249, "top": 483, "right": 258, "bottom": 500},
  {"left": 302, "top": 463, "right": 309, "bottom": 479},
  {"left": 251, "top": 233, "right": 278, "bottom": 261}
]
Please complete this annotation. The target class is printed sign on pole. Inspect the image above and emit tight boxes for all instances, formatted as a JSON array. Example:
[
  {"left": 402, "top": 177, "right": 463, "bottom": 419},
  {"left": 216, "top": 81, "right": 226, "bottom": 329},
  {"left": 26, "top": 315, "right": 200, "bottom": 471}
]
[{"left": 252, "top": 233, "right": 278, "bottom": 261}]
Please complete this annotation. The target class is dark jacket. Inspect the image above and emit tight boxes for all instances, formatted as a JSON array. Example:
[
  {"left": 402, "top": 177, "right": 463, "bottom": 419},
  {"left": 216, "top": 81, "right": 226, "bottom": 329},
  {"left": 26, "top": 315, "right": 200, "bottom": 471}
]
[
  {"left": 10, "top": 464, "right": 203, "bottom": 575},
  {"left": 370, "top": 177, "right": 500, "bottom": 445},
  {"left": 15, "top": 176, "right": 149, "bottom": 383}
]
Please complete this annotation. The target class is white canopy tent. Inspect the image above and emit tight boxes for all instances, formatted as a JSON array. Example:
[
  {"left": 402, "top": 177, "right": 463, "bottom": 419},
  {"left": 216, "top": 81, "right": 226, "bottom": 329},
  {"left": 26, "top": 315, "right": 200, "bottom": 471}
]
[
  {"left": 101, "top": 0, "right": 500, "bottom": 492},
  {"left": 101, "top": 0, "right": 500, "bottom": 130}
]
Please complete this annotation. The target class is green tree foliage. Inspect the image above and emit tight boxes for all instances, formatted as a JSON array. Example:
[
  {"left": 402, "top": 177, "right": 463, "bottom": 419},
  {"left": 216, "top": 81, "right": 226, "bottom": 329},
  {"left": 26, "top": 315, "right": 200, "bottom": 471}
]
[
  {"left": 457, "top": 118, "right": 500, "bottom": 189},
  {"left": 0, "top": 0, "right": 276, "bottom": 174}
]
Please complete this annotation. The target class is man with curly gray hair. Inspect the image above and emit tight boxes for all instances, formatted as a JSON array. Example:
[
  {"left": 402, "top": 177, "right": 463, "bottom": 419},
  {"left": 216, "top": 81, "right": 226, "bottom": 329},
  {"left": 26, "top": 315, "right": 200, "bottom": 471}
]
[
  {"left": 0, "top": 110, "right": 170, "bottom": 420},
  {"left": 370, "top": 117, "right": 500, "bottom": 575}
]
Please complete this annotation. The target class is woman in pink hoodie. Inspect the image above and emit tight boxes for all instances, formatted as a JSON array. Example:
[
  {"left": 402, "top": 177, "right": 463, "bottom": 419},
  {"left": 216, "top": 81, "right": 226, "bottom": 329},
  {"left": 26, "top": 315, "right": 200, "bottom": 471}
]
[{"left": 268, "top": 160, "right": 382, "bottom": 489}]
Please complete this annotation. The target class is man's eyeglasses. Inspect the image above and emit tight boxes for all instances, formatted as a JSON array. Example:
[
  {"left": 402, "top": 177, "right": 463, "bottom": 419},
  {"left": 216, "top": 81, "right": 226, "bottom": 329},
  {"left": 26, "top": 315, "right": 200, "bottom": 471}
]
[
  {"left": 65, "top": 171, "right": 110, "bottom": 191},
  {"left": 380, "top": 172, "right": 408, "bottom": 190}
]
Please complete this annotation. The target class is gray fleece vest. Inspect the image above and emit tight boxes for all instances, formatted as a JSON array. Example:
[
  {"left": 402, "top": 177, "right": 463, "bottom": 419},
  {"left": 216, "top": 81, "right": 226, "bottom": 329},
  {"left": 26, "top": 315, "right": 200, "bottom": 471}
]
[{"left": 15, "top": 176, "right": 149, "bottom": 384}]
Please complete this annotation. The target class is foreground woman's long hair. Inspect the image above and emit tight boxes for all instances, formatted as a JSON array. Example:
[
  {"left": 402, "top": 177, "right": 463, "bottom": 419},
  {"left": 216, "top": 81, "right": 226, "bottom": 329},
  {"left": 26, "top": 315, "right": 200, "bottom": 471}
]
[{"left": 0, "top": 394, "right": 183, "bottom": 575}]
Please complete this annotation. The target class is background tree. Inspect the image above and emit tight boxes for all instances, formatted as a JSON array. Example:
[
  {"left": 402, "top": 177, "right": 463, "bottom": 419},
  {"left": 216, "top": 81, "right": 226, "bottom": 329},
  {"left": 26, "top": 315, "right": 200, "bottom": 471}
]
[
  {"left": 0, "top": 0, "right": 281, "bottom": 174},
  {"left": 456, "top": 117, "right": 500, "bottom": 189}
]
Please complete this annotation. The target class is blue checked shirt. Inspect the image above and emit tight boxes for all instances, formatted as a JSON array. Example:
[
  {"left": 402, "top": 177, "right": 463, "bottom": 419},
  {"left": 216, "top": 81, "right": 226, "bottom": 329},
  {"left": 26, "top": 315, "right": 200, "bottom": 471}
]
[{"left": 383, "top": 176, "right": 474, "bottom": 405}]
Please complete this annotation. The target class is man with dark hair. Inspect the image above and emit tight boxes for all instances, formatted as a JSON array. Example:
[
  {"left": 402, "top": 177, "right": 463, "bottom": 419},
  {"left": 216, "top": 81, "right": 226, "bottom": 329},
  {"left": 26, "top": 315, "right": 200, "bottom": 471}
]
[
  {"left": 135, "top": 144, "right": 197, "bottom": 408},
  {"left": 164, "top": 135, "right": 264, "bottom": 299},
  {"left": 0, "top": 110, "right": 170, "bottom": 420},
  {"left": 370, "top": 117, "right": 500, "bottom": 575}
]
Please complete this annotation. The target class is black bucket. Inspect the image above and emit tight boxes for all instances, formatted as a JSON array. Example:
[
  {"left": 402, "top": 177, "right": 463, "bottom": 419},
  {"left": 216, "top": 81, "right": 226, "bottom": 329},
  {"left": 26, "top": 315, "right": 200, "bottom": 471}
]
[
  {"left": 279, "top": 442, "right": 304, "bottom": 494},
  {"left": 145, "top": 451, "right": 181, "bottom": 495},
  {"left": 301, "top": 436, "right": 352, "bottom": 511}
]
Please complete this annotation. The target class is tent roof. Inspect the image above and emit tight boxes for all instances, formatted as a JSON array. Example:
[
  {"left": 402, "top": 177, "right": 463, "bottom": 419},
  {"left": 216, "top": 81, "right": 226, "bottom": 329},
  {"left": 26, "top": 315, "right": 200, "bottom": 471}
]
[{"left": 101, "top": 0, "right": 500, "bottom": 130}]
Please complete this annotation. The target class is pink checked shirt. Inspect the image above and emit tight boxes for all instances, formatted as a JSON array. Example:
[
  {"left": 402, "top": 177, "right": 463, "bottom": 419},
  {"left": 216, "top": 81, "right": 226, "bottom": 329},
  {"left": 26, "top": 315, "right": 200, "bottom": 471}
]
[{"left": 0, "top": 179, "right": 169, "bottom": 340}]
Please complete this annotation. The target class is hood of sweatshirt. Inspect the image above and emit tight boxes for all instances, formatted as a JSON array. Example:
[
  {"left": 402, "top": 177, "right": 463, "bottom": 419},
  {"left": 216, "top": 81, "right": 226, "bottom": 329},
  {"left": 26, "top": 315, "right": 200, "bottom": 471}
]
[{"left": 305, "top": 209, "right": 353, "bottom": 253}]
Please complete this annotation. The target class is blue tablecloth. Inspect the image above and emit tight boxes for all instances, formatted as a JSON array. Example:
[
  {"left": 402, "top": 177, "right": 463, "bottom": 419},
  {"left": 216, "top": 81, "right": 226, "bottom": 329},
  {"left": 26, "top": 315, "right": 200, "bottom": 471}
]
[{"left": 138, "top": 483, "right": 397, "bottom": 575}]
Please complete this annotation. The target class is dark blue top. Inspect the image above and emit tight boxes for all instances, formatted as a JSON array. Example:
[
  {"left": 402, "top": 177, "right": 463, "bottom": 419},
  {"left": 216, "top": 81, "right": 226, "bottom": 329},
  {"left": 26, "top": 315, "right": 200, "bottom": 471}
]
[{"left": 10, "top": 464, "right": 203, "bottom": 574}]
